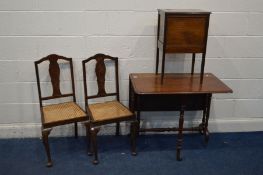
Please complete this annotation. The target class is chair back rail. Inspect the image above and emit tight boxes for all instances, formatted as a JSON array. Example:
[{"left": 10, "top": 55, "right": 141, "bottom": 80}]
[
  {"left": 82, "top": 53, "right": 120, "bottom": 108},
  {"left": 34, "top": 54, "right": 76, "bottom": 107}
]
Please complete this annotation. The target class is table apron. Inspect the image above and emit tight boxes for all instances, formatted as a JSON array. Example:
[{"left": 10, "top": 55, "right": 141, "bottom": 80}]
[{"left": 132, "top": 93, "right": 209, "bottom": 111}]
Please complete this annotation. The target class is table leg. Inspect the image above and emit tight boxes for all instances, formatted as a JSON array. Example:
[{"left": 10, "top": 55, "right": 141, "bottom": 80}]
[
  {"left": 136, "top": 111, "right": 141, "bottom": 135},
  {"left": 199, "top": 106, "right": 207, "bottom": 135},
  {"left": 204, "top": 94, "right": 212, "bottom": 143},
  {"left": 176, "top": 109, "right": 184, "bottom": 161}
]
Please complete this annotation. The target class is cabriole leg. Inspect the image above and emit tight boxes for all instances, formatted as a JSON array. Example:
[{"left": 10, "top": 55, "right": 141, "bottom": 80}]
[
  {"left": 84, "top": 122, "right": 92, "bottom": 156},
  {"left": 116, "top": 122, "right": 120, "bottom": 136},
  {"left": 91, "top": 127, "right": 100, "bottom": 165},
  {"left": 42, "top": 128, "right": 52, "bottom": 167},
  {"left": 74, "top": 122, "right": 78, "bottom": 138},
  {"left": 130, "top": 120, "right": 138, "bottom": 156}
]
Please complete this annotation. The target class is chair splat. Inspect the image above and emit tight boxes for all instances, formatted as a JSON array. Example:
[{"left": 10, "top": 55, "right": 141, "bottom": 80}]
[
  {"left": 95, "top": 56, "right": 106, "bottom": 97},
  {"left": 49, "top": 58, "right": 62, "bottom": 97}
]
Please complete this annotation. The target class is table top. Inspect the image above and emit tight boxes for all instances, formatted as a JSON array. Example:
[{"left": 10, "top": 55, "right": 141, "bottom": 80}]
[{"left": 130, "top": 73, "right": 232, "bottom": 95}]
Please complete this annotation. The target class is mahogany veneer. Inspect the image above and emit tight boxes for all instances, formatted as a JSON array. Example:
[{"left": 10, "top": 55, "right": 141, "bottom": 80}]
[
  {"left": 155, "top": 9, "right": 211, "bottom": 83},
  {"left": 129, "top": 73, "right": 232, "bottom": 160}
]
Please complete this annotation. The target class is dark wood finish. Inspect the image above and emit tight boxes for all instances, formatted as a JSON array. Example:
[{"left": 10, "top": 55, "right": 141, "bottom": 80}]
[
  {"left": 164, "top": 16, "right": 207, "bottom": 52},
  {"left": 49, "top": 57, "right": 61, "bottom": 97},
  {"left": 82, "top": 53, "right": 138, "bottom": 164},
  {"left": 191, "top": 53, "right": 196, "bottom": 74},
  {"left": 84, "top": 122, "right": 93, "bottom": 156},
  {"left": 35, "top": 54, "right": 77, "bottom": 102},
  {"left": 91, "top": 127, "right": 100, "bottom": 165},
  {"left": 155, "top": 9, "right": 211, "bottom": 83},
  {"left": 204, "top": 94, "right": 212, "bottom": 143},
  {"left": 129, "top": 73, "right": 232, "bottom": 160},
  {"left": 155, "top": 13, "right": 161, "bottom": 74},
  {"left": 34, "top": 54, "right": 88, "bottom": 167},
  {"left": 83, "top": 53, "right": 119, "bottom": 100},
  {"left": 95, "top": 56, "right": 107, "bottom": 96},
  {"left": 130, "top": 121, "right": 139, "bottom": 155},
  {"left": 177, "top": 109, "right": 184, "bottom": 161},
  {"left": 42, "top": 128, "right": 52, "bottom": 167},
  {"left": 131, "top": 73, "right": 232, "bottom": 94}
]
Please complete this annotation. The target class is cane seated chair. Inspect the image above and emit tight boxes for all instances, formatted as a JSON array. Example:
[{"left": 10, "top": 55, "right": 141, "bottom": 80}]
[
  {"left": 34, "top": 54, "right": 88, "bottom": 167},
  {"left": 82, "top": 53, "right": 138, "bottom": 164}
]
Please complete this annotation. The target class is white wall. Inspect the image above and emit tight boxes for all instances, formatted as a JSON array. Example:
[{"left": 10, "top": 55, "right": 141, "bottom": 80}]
[{"left": 0, "top": 0, "right": 263, "bottom": 138}]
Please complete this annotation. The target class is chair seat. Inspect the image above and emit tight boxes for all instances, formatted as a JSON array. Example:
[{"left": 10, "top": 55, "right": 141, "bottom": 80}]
[
  {"left": 88, "top": 101, "right": 133, "bottom": 122},
  {"left": 43, "top": 102, "right": 86, "bottom": 125}
]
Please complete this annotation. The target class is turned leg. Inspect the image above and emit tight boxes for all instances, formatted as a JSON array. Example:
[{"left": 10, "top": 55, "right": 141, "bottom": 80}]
[
  {"left": 91, "top": 127, "right": 100, "bottom": 165},
  {"left": 136, "top": 111, "right": 141, "bottom": 135},
  {"left": 42, "top": 128, "right": 52, "bottom": 167},
  {"left": 204, "top": 94, "right": 212, "bottom": 143},
  {"left": 130, "top": 120, "right": 138, "bottom": 156},
  {"left": 74, "top": 122, "right": 78, "bottom": 138},
  {"left": 116, "top": 122, "right": 120, "bottom": 136},
  {"left": 176, "top": 110, "right": 184, "bottom": 161},
  {"left": 199, "top": 107, "right": 207, "bottom": 135}
]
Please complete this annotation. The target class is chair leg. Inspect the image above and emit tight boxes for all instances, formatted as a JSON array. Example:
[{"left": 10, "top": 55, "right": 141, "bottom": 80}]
[
  {"left": 42, "top": 128, "right": 52, "bottom": 167},
  {"left": 130, "top": 120, "right": 138, "bottom": 156},
  {"left": 84, "top": 122, "right": 93, "bottom": 156},
  {"left": 74, "top": 122, "right": 78, "bottom": 138},
  {"left": 116, "top": 122, "right": 120, "bottom": 136},
  {"left": 176, "top": 110, "right": 184, "bottom": 161},
  {"left": 91, "top": 127, "right": 100, "bottom": 165}
]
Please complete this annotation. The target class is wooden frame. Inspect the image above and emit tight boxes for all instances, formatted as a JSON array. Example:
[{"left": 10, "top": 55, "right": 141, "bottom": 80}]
[
  {"left": 129, "top": 73, "right": 232, "bottom": 160},
  {"left": 82, "top": 53, "right": 138, "bottom": 164},
  {"left": 34, "top": 54, "right": 88, "bottom": 167},
  {"left": 155, "top": 9, "right": 211, "bottom": 84}
]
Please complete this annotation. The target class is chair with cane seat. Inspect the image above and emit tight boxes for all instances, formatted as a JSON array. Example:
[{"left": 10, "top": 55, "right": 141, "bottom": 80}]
[
  {"left": 34, "top": 54, "right": 88, "bottom": 167},
  {"left": 82, "top": 53, "right": 138, "bottom": 164}
]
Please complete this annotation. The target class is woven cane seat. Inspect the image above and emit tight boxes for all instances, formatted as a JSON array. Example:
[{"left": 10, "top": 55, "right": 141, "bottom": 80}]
[
  {"left": 43, "top": 102, "right": 86, "bottom": 124},
  {"left": 88, "top": 101, "right": 133, "bottom": 122}
]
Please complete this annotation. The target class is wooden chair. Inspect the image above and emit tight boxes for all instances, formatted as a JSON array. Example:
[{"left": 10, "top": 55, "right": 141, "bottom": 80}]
[
  {"left": 34, "top": 54, "right": 88, "bottom": 167},
  {"left": 82, "top": 53, "right": 138, "bottom": 164}
]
